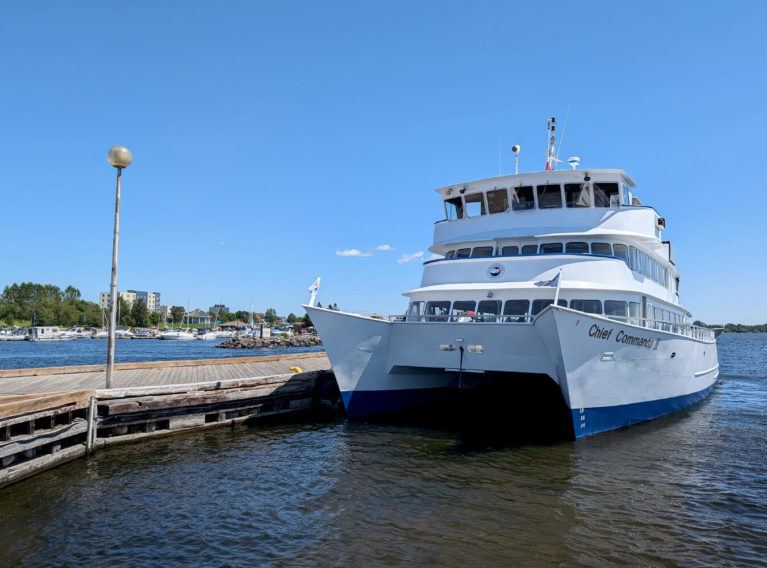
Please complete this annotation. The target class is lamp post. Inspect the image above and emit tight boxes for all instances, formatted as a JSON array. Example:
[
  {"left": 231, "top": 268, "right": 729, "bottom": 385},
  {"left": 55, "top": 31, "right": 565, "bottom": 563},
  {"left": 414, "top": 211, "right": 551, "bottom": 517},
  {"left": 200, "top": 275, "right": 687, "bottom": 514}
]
[{"left": 105, "top": 145, "right": 132, "bottom": 389}]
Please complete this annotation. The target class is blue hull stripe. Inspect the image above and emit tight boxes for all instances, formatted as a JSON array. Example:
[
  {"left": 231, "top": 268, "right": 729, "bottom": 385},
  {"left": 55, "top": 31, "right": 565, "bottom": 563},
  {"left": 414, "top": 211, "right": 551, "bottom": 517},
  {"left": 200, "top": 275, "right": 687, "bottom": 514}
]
[
  {"left": 572, "top": 382, "right": 717, "bottom": 438},
  {"left": 342, "top": 388, "right": 454, "bottom": 418}
]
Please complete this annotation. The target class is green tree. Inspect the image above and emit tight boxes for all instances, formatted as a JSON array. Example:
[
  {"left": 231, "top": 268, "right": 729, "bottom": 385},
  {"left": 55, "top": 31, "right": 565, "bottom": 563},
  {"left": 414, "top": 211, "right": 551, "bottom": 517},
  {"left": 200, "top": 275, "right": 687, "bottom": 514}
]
[
  {"left": 287, "top": 313, "right": 298, "bottom": 323},
  {"left": 264, "top": 308, "right": 278, "bottom": 324},
  {"left": 148, "top": 311, "right": 161, "bottom": 327},
  {"left": 302, "top": 311, "right": 313, "bottom": 327},
  {"left": 235, "top": 310, "right": 250, "bottom": 322},
  {"left": 118, "top": 297, "right": 134, "bottom": 327},
  {"left": 170, "top": 306, "right": 186, "bottom": 325},
  {"left": 62, "top": 285, "right": 81, "bottom": 302},
  {"left": 131, "top": 299, "right": 149, "bottom": 328}
]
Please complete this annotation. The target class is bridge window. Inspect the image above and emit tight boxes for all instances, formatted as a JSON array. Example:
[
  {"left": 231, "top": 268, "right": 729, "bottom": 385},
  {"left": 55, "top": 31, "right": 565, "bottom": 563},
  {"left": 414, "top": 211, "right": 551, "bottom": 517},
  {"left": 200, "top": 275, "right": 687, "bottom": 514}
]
[
  {"left": 591, "top": 242, "right": 612, "bottom": 256},
  {"left": 503, "top": 300, "right": 530, "bottom": 322},
  {"left": 541, "top": 243, "right": 563, "bottom": 254},
  {"left": 445, "top": 196, "right": 464, "bottom": 220},
  {"left": 471, "top": 246, "right": 494, "bottom": 258},
  {"left": 605, "top": 300, "right": 628, "bottom": 320},
  {"left": 565, "top": 242, "right": 589, "bottom": 254},
  {"left": 465, "top": 193, "right": 485, "bottom": 217},
  {"left": 536, "top": 184, "right": 562, "bottom": 208},
  {"left": 570, "top": 300, "right": 603, "bottom": 314},
  {"left": 425, "top": 301, "right": 451, "bottom": 322},
  {"left": 501, "top": 245, "right": 519, "bottom": 256},
  {"left": 593, "top": 182, "right": 620, "bottom": 207},
  {"left": 613, "top": 244, "right": 629, "bottom": 264},
  {"left": 487, "top": 189, "right": 509, "bottom": 214},
  {"left": 521, "top": 244, "right": 538, "bottom": 255},
  {"left": 511, "top": 186, "right": 535, "bottom": 210},
  {"left": 445, "top": 250, "right": 455, "bottom": 259},
  {"left": 531, "top": 299, "right": 567, "bottom": 315},
  {"left": 477, "top": 300, "right": 501, "bottom": 322},
  {"left": 564, "top": 183, "right": 591, "bottom": 207},
  {"left": 456, "top": 248, "right": 471, "bottom": 258}
]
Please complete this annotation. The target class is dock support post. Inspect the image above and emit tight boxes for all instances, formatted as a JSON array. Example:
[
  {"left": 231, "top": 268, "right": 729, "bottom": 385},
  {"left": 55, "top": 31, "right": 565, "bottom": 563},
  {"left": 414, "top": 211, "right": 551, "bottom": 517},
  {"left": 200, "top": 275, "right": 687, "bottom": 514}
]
[{"left": 86, "top": 396, "right": 97, "bottom": 455}]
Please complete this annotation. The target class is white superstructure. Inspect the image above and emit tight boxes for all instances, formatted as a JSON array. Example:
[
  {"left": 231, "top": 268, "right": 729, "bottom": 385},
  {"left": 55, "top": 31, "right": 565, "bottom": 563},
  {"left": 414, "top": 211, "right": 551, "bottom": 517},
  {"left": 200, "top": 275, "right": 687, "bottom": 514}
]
[{"left": 305, "top": 139, "right": 718, "bottom": 439}]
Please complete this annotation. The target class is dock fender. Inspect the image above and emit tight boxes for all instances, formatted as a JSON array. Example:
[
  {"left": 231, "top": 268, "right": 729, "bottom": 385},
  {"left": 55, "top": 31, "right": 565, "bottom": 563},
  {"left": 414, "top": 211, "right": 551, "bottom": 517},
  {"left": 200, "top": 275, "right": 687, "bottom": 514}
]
[{"left": 315, "top": 370, "right": 343, "bottom": 412}]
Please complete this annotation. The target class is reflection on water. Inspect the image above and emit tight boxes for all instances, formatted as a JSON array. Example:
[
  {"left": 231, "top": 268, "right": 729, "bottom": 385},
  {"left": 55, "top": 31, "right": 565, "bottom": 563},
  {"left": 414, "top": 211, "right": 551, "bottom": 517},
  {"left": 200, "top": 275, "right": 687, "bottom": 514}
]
[{"left": 0, "top": 334, "right": 765, "bottom": 566}]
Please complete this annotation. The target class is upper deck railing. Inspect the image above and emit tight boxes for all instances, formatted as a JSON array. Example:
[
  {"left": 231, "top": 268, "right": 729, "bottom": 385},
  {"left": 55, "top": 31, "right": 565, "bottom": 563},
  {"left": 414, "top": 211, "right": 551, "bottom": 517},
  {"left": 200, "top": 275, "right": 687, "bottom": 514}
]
[{"left": 385, "top": 312, "right": 716, "bottom": 342}]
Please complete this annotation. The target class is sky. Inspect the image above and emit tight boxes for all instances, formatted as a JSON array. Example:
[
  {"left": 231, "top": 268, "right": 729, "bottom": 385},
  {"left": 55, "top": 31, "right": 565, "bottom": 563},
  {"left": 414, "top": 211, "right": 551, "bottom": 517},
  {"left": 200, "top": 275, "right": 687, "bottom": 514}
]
[{"left": 0, "top": 1, "right": 765, "bottom": 324}]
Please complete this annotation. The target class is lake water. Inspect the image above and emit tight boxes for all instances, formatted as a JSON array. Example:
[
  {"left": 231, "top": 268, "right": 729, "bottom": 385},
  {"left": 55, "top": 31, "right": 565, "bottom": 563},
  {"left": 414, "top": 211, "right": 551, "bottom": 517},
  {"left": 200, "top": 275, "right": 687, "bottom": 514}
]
[
  {"left": 0, "top": 334, "right": 765, "bottom": 566},
  {"left": 0, "top": 337, "right": 324, "bottom": 370}
]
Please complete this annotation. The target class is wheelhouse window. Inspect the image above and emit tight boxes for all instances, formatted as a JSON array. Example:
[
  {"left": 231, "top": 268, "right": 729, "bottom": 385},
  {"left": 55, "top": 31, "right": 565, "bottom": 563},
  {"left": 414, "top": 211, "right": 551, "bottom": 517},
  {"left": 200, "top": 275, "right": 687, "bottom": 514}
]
[
  {"left": 536, "top": 184, "right": 562, "bottom": 208},
  {"left": 464, "top": 193, "right": 485, "bottom": 217},
  {"left": 425, "top": 301, "right": 451, "bottom": 322},
  {"left": 604, "top": 300, "right": 628, "bottom": 320},
  {"left": 471, "top": 246, "right": 494, "bottom": 258},
  {"left": 564, "top": 183, "right": 591, "bottom": 207},
  {"left": 540, "top": 243, "right": 563, "bottom": 254},
  {"left": 613, "top": 244, "right": 629, "bottom": 264},
  {"left": 445, "top": 197, "right": 464, "bottom": 220},
  {"left": 503, "top": 300, "right": 530, "bottom": 322},
  {"left": 531, "top": 299, "right": 567, "bottom": 315},
  {"left": 477, "top": 300, "right": 501, "bottom": 322},
  {"left": 591, "top": 242, "right": 612, "bottom": 256},
  {"left": 487, "top": 189, "right": 509, "bottom": 214},
  {"left": 565, "top": 242, "right": 589, "bottom": 254},
  {"left": 593, "top": 182, "right": 620, "bottom": 207},
  {"left": 456, "top": 248, "right": 471, "bottom": 258},
  {"left": 501, "top": 245, "right": 519, "bottom": 256},
  {"left": 511, "top": 186, "right": 535, "bottom": 210},
  {"left": 521, "top": 244, "right": 538, "bottom": 255},
  {"left": 451, "top": 301, "right": 477, "bottom": 322},
  {"left": 445, "top": 250, "right": 456, "bottom": 259},
  {"left": 570, "top": 300, "right": 603, "bottom": 314}
]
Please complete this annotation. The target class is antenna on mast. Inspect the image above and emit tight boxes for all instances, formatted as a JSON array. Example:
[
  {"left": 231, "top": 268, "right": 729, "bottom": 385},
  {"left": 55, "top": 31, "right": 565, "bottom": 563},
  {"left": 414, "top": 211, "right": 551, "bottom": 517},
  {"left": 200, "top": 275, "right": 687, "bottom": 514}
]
[
  {"left": 512, "top": 145, "right": 521, "bottom": 174},
  {"left": 546, "top": 117, "right": 556, "bottom": 171}
]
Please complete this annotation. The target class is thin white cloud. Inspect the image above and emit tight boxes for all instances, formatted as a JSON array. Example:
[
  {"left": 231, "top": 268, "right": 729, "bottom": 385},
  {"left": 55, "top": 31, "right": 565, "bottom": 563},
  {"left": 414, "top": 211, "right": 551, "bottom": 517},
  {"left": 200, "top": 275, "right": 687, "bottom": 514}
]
[
  {"left": 397, "top": 251, "right": 424, "bottom": 264},
  {"left": 336, "top": 248, "right": 373, "bottom": 257},
  {"left": 376, "top": 244, "right": 394, "bottom": 251},
  {"left": 218, "top": 240, "right": 226, "bottom": 246}
]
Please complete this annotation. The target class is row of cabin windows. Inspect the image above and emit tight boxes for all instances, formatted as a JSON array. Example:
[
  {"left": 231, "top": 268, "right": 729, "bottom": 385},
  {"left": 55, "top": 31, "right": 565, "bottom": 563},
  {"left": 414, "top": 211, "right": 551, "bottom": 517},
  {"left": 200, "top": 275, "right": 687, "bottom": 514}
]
[
  {"left": 408, "top": 299, "right": 686, "bottom": 328},
  {"left": 445, "top": 182, "right": 628, "bottom": 220},
  {"left": 443, "top": 241, "right": 671, "bottom": 289}
]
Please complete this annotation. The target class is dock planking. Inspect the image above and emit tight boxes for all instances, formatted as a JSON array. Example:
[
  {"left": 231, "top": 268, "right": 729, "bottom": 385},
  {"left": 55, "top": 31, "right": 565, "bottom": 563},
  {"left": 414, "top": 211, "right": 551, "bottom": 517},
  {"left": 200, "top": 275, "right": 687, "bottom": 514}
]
[{"left": 0, "top": 352, "right": 330, "bottom": 396}]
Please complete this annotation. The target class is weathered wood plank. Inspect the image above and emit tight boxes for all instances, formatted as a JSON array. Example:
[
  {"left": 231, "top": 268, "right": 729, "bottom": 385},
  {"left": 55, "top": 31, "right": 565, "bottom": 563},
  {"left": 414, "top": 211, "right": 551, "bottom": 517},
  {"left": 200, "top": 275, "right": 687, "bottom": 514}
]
[
  {"left": 0, "top": 420, "right": 88, "bottom": 459},
  {"left": 0, "top": 391, "right": 94, "bottom": 423}
]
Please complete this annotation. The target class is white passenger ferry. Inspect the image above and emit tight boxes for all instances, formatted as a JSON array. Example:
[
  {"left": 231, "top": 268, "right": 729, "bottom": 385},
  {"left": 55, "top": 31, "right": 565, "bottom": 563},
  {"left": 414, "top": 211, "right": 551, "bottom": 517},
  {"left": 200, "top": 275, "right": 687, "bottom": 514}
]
[{"left": 306, "top": 122, "right": 719, "bottom": 439}]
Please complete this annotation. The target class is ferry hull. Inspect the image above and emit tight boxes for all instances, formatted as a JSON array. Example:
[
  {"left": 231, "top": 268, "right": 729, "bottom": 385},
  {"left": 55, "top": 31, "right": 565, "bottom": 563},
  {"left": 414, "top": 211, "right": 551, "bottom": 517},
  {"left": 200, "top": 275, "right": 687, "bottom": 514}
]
[{"left": 306, "top": 305, "right": 718, "bottom": 439}]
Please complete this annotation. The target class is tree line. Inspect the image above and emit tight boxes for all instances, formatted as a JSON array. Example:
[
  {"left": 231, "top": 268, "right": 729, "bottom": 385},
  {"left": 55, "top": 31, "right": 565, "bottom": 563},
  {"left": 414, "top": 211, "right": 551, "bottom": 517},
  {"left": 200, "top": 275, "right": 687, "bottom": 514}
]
[{"left": 694, "top": 321, "right": 767, "bottom": 333}]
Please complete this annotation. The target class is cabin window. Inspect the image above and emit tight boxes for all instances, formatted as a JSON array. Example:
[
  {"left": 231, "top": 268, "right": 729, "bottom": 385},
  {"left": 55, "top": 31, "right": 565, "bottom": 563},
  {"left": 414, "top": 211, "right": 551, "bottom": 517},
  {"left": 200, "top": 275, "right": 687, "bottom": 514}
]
[
  {"left": 605, "top": 300, "right": 628, "bottom": 320},
  {"left": 564, "top": 183, "right": 591, "bottom": 207},
  {"left": 629, "top": 302, "right": 641, "bottom": 325},
  {"left": 451, "top": 301, "right": 477, "bottom": 322},
  {"left": 503, "top": 300, "right": 530, "bottom": 322},
  {"left": 565, "top": 242, "right": 589, "bottom": 254},
  {"left": 591, "top": 242, "right": 612, "bottom": 256},
  {"left": 425, "top": 301, "right": 451, "bottom": 322},
  {"left": 501, "top": 245, "right": 519, "bottom": 256},
  {"left": 593, "top": 182, "right": 620, "bottom": 207},
  {"left": 521, "top": 244, "right": 538, "bottom": 255},
  {"left": 531, "top": 299, "right": 567, "bottom": 315},
  {"left": 487, "top": 189, "right": 509, "bottom": 214},
  {"left": 511, "top": 186, "right": 535, "bottom": 210},
  {"left": 663, "top": 267, "right": 669, "bottom": 288},
  {"left": 570, "top": 300, "right": 603, "bottom": 314},
  {"left": 445, "top": 197, "right": 464, "bottom": 220},
  {"left": 471, "top": 246, "right": 494, "bottom": 258},
  {"left": 540, "top": 243, "right": 563, "bottom": 254},
  {"left": 445, "top": 250, "right": 456, "bottom": 259},
  {"left": 477, "top": 300, "right": 501, "bottom": 322},
  {"left": 613, "top": 244, "right": 629, "bottom": 264},
  {"left": 641, "top": 252, "right": 649, "bottom": 277},
  {"left": 536, "top": 184, "right": 562, "bottom": 208},
  {"left": 406, "top": 301, "right": 424, "bottom": 321},
  {"left": 456, "top": 248, "right": 471, "bottom": 258},
  {"left": 629, "top": 246, "right": 638, "bottom": 270},
  {"left": 465, "top": 193, "right": 486, "bottom": 217}
]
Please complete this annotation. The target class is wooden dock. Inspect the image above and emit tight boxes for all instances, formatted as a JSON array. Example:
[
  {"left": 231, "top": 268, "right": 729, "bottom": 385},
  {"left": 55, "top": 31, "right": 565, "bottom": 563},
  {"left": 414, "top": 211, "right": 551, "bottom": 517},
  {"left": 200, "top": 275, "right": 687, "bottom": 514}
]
[{"left": 0, "top": 352, "right": 336, "bottom": 490}]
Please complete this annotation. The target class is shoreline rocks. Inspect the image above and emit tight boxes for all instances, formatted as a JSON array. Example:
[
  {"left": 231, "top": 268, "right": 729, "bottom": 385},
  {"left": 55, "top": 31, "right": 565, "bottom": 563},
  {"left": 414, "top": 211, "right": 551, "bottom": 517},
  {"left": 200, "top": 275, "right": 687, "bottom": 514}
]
[{"left": 216, "top": 335, "right": 323, "bottom": 349}]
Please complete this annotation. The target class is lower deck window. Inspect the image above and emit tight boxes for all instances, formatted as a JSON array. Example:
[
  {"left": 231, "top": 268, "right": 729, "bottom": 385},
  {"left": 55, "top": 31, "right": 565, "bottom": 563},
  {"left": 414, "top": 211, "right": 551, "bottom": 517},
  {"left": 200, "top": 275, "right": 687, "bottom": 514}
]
[
  {"left": 565, "top": 241, "right": 589, "bottom": 254},
  {"left": 531, "top": 299, "right": 567, "bottom": 315},
  {"left": 521, "top": 244, "right": 538, "bottom": 255},
  {"left": 451, "top": 301, "right": 476, "bottom": 321},
  {"left": 501, "top": 245, "right": 519, "bottom": 256},
  {"left": 540, "top": 243, "right": 563, "bottom": 254},
  {"left": 591, "top": 242, "right": 612, "bottom": 255},
  {"left": 503, "top": 300, "right": 530, "bottom": 322},
  {"left": 425, "top": 301, "right": 451, "bottom": 321},
  {"left": 477, "top": 300, "right": 501, "bottom": 322},
  {"left": 604, "top": 300, "right": 628, "bottom": 319},
  {"left": 570, "top": 300, "right": 603, "bottom": 314}
]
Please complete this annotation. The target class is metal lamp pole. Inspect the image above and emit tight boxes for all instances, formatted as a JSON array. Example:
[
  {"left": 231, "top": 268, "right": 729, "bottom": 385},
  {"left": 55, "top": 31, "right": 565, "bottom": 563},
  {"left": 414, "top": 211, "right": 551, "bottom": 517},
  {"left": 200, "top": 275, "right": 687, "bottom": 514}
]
[{"left": 106, "top": 145, "right": 132, "bottom": 389}]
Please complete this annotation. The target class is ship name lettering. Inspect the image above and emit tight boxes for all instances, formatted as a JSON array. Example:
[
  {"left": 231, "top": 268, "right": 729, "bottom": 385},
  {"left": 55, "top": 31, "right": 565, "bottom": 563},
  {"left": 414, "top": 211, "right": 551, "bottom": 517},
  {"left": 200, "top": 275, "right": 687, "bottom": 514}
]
[
  {"left": 615, "top": 330, "right": 659, "bottom": 350},
  {"left": 588, "top": 324, "right": 613, "bottom": 340}
]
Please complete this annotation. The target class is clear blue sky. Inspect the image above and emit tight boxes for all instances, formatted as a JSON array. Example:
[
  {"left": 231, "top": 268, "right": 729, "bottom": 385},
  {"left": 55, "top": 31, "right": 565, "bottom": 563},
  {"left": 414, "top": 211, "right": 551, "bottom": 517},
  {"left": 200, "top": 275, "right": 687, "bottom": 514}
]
[{"left": 1, "top": 1, "right": 764, "bottom": 324}]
